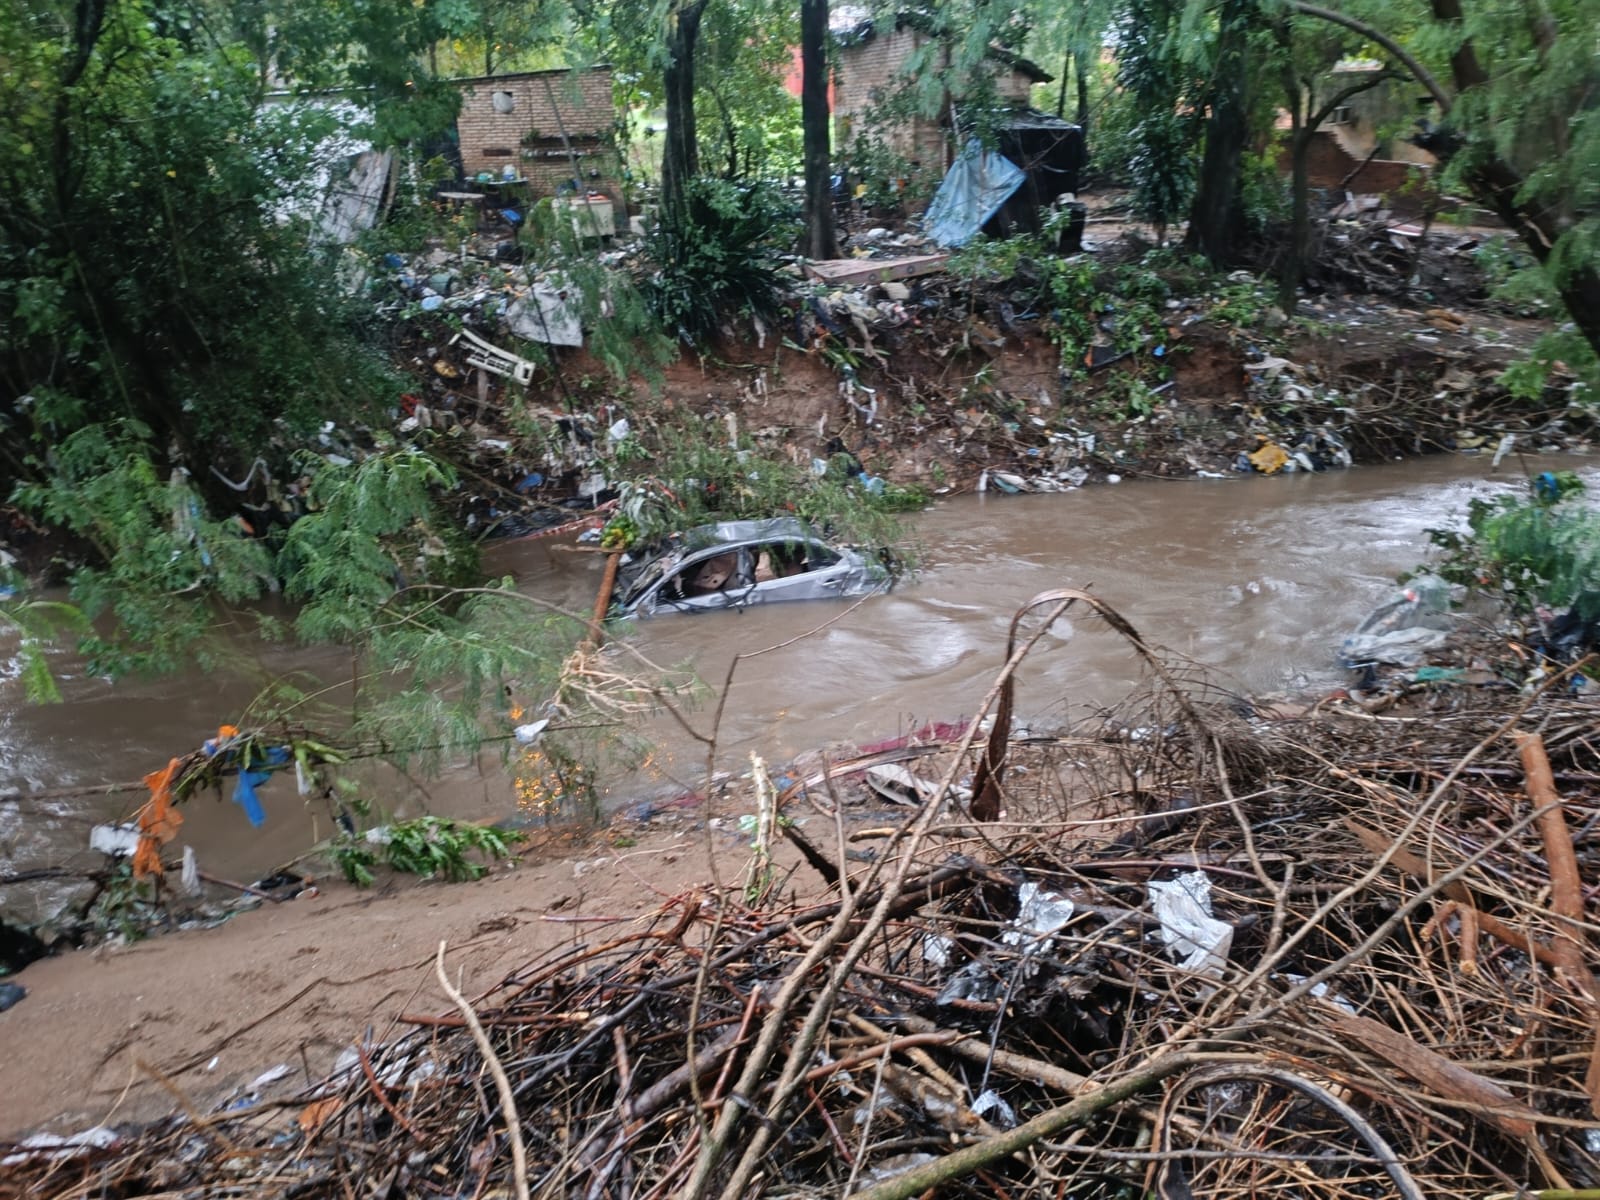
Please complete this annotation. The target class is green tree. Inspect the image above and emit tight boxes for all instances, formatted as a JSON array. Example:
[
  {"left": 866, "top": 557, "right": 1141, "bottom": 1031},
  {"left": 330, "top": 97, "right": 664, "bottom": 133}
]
[
  {"left": 694, "top": 0, "right": 801, "bottom": 180},
  {"left": 430, "top": 0, "right": 568, "bottom": 77},
  {"left": 1183, "top": 0, "right": 1259, "bottom": 265},
  {"left": 1114, "top": 0, "right": 1200, "bottom": 242},
  {"left": 1275, "top": 0, "right": 1600, "bottom": 357}
]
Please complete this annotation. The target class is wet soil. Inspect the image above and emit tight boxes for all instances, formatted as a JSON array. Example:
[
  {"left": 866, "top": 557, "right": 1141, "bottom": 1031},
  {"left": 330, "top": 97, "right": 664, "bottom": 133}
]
[{"left": 0, "top": 820, "right": 788, "bottom": 1139}]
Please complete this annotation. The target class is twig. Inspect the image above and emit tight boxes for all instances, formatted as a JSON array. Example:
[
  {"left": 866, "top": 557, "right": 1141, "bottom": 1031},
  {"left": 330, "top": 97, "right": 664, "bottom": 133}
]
[
  {"left": 1159, "top": 1064, "right": 1428, "bottom": 1200},
  {"left": 356, "top": 1043, "right": 424, "bottom": 1142},
  {"left": 435, "top": 939, "right": 530, "bottom": 1200},
  {"left": 846, "top": 1052, "right": 1201, "bottom": 1200}
]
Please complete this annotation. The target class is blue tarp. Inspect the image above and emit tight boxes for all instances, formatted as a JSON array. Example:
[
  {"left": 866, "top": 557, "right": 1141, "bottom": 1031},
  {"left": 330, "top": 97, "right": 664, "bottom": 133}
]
[{"left": 923, "top": 139, "right": 1027, "bottom": 248}]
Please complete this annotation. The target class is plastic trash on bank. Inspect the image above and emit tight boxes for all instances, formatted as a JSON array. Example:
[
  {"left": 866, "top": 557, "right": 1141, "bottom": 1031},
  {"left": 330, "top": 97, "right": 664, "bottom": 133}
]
[
  {"left": 1148, "top": 871, "right": 1233, "bottom": 978},
  {"left": 934, "top": 879, "right": 1076, "bottom": 1005},
  {"left": 1002, "top": 881, "right": 1075, "bottom": 950},
  {"left": 1339, "top": 576, "right": 1454, "bottom": 668}
]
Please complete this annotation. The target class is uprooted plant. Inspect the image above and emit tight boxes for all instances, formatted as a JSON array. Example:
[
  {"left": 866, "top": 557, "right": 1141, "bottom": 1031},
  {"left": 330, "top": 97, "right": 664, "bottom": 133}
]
[{"left": 329, "top": 816, "right": 522, "bottom": 887}]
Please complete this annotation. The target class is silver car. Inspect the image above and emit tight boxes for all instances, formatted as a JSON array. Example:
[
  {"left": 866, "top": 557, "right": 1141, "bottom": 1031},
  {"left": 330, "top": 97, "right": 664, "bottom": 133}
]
[{"left": 612, "top": 517, "right": 891, "bottom": 617}]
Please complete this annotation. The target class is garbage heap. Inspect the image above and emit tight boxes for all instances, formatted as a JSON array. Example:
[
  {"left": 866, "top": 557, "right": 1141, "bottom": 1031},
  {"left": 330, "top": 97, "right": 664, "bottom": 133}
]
[{"left": 11, "top": 596, "right": 1599, "bottom": 1199}]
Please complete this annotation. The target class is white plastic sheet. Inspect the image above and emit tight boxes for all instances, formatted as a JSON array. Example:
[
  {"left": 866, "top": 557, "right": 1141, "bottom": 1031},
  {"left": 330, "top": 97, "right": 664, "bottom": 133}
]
[
  {"left": 505, "top": 281, "right": 583, "bottom": 347},
  {"left": 1148, "top": 870, "right": 1233, "bottom": 978}
]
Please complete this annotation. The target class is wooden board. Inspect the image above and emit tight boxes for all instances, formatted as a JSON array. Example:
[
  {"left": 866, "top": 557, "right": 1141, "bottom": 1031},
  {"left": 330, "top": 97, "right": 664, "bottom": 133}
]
[{"left": 803, "top": 254, "right": 949, "bottom": 287}]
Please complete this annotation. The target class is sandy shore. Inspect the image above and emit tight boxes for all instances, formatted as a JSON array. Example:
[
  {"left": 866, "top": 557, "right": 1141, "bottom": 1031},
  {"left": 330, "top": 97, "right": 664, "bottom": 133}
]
[{"left": 0, "top": 820, "right": 776, "bottom": 1139}]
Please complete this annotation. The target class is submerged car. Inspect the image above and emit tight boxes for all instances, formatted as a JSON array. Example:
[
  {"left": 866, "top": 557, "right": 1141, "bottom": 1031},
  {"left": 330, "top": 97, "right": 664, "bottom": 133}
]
[{"left": 611, "top": 517, "right": 891, "bottom": 618}]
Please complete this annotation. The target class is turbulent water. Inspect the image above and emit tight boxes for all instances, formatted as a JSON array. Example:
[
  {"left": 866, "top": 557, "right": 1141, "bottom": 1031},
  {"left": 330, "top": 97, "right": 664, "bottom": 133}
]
[{"left": 2, "top": 453, "right": 1590, "bottom": 916}]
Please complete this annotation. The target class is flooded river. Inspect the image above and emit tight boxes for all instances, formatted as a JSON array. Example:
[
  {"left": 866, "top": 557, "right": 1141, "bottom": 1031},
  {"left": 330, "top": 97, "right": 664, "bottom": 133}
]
[{"left": 1, "top": 454, "right": 1588, "bottom": 916}]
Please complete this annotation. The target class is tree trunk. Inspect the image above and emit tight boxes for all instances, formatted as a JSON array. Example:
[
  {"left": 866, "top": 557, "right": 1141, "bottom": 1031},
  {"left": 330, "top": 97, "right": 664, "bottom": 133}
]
[
  {"left": 709, "top": 85, "right": 740, "bottom": 179},
  {"left": 1279, "top": 64, "right": 1307, "bottom": 315},
  {"left": 660, "top": 0, "right": 709, "bottom": 221},
  {"left": 1184, "top": 0, "right": 1252, "bottom": 266},
  {"left": 799, "top": 0, "right": 839, "bottom": 260},
  {"left": 1465, "top": 155, "right": 1600, "bottom": 353},
  {"left": 1278, "top": 52, "right": 1398, "bottom": 314},
  {"left": 1426, "top": 0, "right": 1600, "bottom": 358},
  {"left": 1075, "top": 51, "right": 1090, "bottom": 130}
]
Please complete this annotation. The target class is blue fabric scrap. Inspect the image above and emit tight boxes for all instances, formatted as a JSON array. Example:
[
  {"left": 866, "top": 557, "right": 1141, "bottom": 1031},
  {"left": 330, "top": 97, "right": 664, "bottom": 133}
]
[
  {"left": 202, "top": 733, "right": 289, "bottom": 827},
  {"left": 232, "top": 746, "right": 290, "bottom": 827}
]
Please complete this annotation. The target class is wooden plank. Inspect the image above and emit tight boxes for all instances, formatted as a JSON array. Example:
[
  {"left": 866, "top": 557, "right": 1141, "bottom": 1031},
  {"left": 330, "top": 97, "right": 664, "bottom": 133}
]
[{"left": 803, "top": 253, "right": 948, "bottom": 287}]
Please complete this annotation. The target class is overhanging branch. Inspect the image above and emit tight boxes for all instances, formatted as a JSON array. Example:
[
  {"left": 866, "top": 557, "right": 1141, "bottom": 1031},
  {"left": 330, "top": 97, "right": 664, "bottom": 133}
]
[{"left": 1286, "top": 2, "right": 1454, "bottom": 113}]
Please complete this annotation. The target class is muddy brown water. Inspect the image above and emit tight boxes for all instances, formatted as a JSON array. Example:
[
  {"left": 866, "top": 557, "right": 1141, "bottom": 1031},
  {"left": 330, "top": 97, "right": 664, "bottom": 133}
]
[{"left": 2, "top": 454, "right": 1590, "bottom": 921}]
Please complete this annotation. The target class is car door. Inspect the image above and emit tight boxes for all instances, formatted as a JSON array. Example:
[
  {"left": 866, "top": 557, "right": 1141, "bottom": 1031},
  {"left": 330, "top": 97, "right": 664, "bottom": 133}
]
[
  {"left": 642, "top": 548, "right": 757, "bottom": 614},
  {"left": 748, "top": 539, "right": 855, "bottom": 604}
]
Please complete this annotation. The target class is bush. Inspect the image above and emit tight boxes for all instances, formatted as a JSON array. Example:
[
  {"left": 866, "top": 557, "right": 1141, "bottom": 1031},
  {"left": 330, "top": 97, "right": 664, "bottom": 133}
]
[
  {"left": 1426, "top": 472, "right": 1600, "bottom": 617},
  {"left": 612, "top": 410, "right": 913, "bottom": 552},
  {"left": 644, "top": 178, "right": 791, "bottom": 345},
  {"left": 330, "top": 816, "right": 522, "bottom": 886}
]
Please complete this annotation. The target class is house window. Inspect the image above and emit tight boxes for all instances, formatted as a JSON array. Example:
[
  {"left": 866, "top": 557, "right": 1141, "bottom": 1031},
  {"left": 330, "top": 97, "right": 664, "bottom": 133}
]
[
  {"left": 1329, "top": 105, "right": 1353, "bottom": 125},
  {"left": 483, "top": 147, "right": 514, "bottom": 158}
]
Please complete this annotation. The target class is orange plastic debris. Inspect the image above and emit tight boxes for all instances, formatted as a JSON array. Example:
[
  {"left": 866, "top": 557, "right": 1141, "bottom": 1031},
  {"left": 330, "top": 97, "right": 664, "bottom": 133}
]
[
  {"left": 132, "top": 757, "right": 184, "bottom": 879},
  {"left": 297, "top": 1096, "right": 343, "bottom": 1135}
]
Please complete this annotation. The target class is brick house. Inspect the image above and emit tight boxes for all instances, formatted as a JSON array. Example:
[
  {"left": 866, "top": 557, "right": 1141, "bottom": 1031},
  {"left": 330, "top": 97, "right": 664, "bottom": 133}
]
[
  {"left": 1277, "top": 60, "right": 1436, "bottom": 208},
  {"left": 454, "top": 66, "right": 619, "bottom": 198},
  {"left": 833, "top": 14, "right": 1050, "bottom": 178}
]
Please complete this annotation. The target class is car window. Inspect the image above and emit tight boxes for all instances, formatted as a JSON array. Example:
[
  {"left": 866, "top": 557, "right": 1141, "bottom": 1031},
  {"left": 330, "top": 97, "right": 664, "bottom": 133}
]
[
  {"left": 657, "top": 550, "right": 752, "bottom": 605},
  {"left": 753, "top": 541, "right": 838, "bottom": 581}
]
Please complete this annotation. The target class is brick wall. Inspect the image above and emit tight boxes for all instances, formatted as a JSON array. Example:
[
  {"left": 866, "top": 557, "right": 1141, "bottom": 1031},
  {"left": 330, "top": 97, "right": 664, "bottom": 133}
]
[
  {"left": 456, "top": 67, "right": 619, "bottom": 195},
  {"left": 835, "top": 27, "right": 1037, "bottom": 179},
  {"left": 1288, "top": 129, "right": 1431, "bottom": 209},
  {"left": 835, "top": 27, "right": 935, "bottom": 164},
  {"left": 994, "top": 69, "right": 1033, "bottom": 104},
  {"left": 1299, "top": 129, "right": 1427, "bottom": 202}
]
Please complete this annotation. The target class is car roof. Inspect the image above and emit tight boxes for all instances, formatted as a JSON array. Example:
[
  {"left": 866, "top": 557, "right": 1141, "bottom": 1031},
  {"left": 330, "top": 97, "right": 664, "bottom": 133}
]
[{"left": 679, "top": 517, "right": 826, "bottom": 552}]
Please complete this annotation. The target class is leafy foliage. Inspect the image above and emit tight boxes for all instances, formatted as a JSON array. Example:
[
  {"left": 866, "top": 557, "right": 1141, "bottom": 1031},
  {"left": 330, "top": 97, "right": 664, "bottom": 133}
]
[
  {"left": 1114, "top": 0, "right": 1200, "bottom": 237},
  {"left": 330, "top": 816, "right": 523, "bottom": 886},
  {"left": 516, "top": 203, "right": 677, "bottom": 383},
  {"left": 1499, "top": 329, "right": 1600, "bottom": 408},
  {"left": 0, "top": 2, "right": 411, "bottom": 499},
  {"left": 692, "top": 0, "right": 803, "bottom": 180},
  {"left": 85, "top": 861, "right": 160, "bottom": 943},
  {"left": 610, "top": 410, "right": 915, "bottom": 552},
  {"left": 643, "top": 177, "right": 791, "bottom": 344},
  {"left": 282, "top": 451, "right": 475, "bottom": 643},
  {"left": 0, "top": 594, "right": 87, "bottom": 703},
  {"left": 1426, "top": 473, "right": 1600, "bottom": 617},
  {"left": 14, "top": 421, "right": 274, "bottom": 675}
]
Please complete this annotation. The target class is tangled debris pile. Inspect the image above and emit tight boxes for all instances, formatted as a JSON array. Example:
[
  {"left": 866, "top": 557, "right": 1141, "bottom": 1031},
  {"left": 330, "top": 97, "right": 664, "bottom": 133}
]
[{"left": 11, "top": 591, "right": 1600, "bottom": 1199}]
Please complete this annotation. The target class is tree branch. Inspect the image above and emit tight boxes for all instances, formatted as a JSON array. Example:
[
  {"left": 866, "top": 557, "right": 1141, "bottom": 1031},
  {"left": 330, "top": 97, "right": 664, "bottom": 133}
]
[
  {"left": 1306, "top": 68, "right": 1402, "bottom": 135},
  {"left": 1286, "top": 2, "right": 1453, "bottom": 112},
  {"left": 846, "top": 1053, "right": 1201, "bottom": 1200}
]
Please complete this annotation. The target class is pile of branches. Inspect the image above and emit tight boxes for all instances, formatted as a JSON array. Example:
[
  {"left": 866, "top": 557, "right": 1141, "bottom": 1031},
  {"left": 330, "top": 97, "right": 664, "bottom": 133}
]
[{"left": 10, "top": 592, "right": 1600, "bottom": 1200}]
